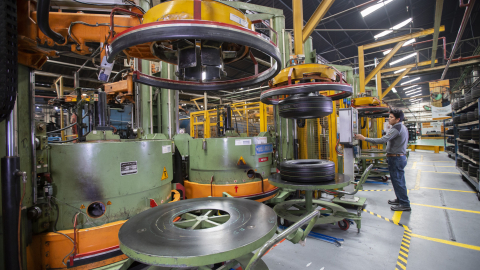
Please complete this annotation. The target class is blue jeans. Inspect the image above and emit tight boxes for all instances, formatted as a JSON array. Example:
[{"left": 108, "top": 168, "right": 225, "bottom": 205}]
[{"left": 387, "top": 156, "right": 410, "bottom": 206}]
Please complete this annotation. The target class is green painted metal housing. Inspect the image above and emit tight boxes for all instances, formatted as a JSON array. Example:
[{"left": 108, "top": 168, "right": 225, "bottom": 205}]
[
  {"left": 174, "top": 134, "right": 273, "bottom": 185},
  {"left": 35, "top": 139, "right": 174, "bottom": 232}
]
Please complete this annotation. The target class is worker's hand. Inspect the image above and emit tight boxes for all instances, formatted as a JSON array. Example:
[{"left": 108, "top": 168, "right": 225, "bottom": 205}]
[{"left": 354, "top": 134, "right": 366, "bottom": 141}]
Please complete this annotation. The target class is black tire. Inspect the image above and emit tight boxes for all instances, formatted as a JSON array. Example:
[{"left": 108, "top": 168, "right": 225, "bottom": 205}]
[
  {"left": 279, "top": 95, "right": 333, "bottom": 119},
  {"left": 459, "top": 98, "right": 466, "bottom": 108},
  {"left": 356, "top": 106, "right": 391, "bottom": 117},
  {"left": 461, "top": 114, "right": 469, "bottom": 123},
  {"left": 467, "top": 112, "right": 476, "bottom": 122},
  {"left": 453, "top": 116, "right": 461, "bottom": 124},
  {"left": 0, "top": 0, "right": 18, "bottom": 123},
  {"left": 468, "top": 164, "right": 479, "bottom": 177},
  {"left": 280, "top": 159, "right": 335, "bottom": 183},
  {"left": 472, "top": 87, "right": 480, "bottom": 99},
  {"left": 459, "top": 129, "right": 472, "bottom": 140},
  {"left": 465, "top": 92, "right": 473, "bottom": 104}
]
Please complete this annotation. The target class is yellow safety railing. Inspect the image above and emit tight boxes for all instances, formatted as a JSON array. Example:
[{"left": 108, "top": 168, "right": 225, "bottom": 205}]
[{"left": 190, "top": 102, "right": 273, "bottom": 138}]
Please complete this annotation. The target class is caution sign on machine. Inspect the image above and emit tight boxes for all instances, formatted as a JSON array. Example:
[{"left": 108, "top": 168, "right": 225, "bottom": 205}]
[{"left": 162, "top": 167, "right": 169, "bottom": 180}]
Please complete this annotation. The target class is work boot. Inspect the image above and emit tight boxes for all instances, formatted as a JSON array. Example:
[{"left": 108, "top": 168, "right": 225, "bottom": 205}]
[
  {"left": 390, "top": 204, "right": 411, "bottom": 211},
  {"left": 388, "top": 199, "right": 399, "bottom": 205}
]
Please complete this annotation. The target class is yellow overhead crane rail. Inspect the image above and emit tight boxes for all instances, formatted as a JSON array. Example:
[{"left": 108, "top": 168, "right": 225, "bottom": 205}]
[{"left": 358, "top": 26, "right": 445, "bottom": 100}]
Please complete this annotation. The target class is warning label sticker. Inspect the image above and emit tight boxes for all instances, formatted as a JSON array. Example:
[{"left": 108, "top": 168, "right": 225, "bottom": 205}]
[
  {"left": 235, "top": 139, "right": 252, "bottom": 146},
  {"left": 161, "top": 167, "right": 169, "bottom": 180},
  {"left": 162, "top": 145, "right": 172, "bottom": 154},
  {"left": 230, "top": 13, "right": 248, "bottom": 27},
  {"left": 259, "top": 157, "right": 269, "bottom": 163},
  {"left": 121, "top": 161, "right": 138, "bottom": 176}
]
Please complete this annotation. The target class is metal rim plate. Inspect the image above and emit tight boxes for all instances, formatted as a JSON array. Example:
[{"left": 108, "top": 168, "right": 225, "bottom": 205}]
[
  {"left": 108, "top": 20, "right": 281, "bottom": 91},
  {"left": 260, "top": 82, "right": 353, "bottom": 105},
  {"left": 268, "top": 173, "right": 351, "bottom": 190},
  {"left": 118, "top": 197, "right": 277, "bottom": 267}
]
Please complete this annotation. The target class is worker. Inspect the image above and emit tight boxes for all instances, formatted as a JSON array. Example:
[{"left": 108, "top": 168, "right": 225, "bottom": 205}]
[{"left": 354, "top": 109, "right": 410, "bottom": 211}]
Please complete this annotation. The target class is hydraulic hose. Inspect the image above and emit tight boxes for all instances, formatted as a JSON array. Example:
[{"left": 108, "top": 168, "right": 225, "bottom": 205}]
[{"left": 37, "top": 0, "right": 66, "bottom": 44}]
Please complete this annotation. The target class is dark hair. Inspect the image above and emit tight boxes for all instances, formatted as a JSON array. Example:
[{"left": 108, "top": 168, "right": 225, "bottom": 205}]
[{"left": 389, "top": 109, "right": 404, "bottom": 122}]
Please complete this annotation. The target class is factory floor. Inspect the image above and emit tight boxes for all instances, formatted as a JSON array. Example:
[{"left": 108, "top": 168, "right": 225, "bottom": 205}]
[{"left": 263, "top": 150, "right": 480, "bottom": 270}]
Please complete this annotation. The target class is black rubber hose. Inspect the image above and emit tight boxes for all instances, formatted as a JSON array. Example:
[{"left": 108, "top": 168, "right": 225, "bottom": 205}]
[
  {"left": 37, "top": 0, "right": 66, "bottom": 44},
  {"left": 361, "top": 118, "right": 367, "bottom": 129},
  {"left": 110, "top": 68, "right": 131, "bottom": 82}
]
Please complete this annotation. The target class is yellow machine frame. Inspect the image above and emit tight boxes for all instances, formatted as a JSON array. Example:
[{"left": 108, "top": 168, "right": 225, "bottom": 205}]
[{"left": 190, "top": 102, "right": 271, "bottom": 138}]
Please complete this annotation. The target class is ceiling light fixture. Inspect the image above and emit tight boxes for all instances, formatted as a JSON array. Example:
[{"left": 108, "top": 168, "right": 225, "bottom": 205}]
[
  {"left": 403, "top": 84, "right": 418, "bottom": 90},
  {"left": 361, "top": 0, "right": 396, "bottom": 17},
  {"left": 394, "top": 68, "right": 406, "bottom": 74},
  {"left": 406, "top": 91, "right": 421, "bottom": 96},
  {"left": 400, "top": 77, "right": 420, "bottom": 85},
  {"left": 383, "top": 38, "right": 416, "bottom": 55},
  {"left": 405, "top": 88, "right": 422, "bottom": 93},
  {"left": 390, "top": 52, "right": 417, "bottom": 66},
  {"left": 392, "top": 87, "right": 397, "bottom": 93},
  {"left": 375, "top": 18, "right": 413, "bottom": 39}
]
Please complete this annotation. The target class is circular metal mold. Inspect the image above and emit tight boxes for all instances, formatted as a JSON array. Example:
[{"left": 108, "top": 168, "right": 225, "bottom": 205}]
[
  {"left": 279, "top": 159, "right": 335, "bottom": 183},
  {"left": 278, "top": 95, "right": 333, "bottom": 119},
  {"left": 119, "top": 197, "right": 277, "bottom": 267},
  {"left": 108, "top": 20, "right": 281, "bottom": 91},
  {"left": 260, "top": 82, "right": 352, "bottom": 105},
  {"left": 269, "top": 173, "right": 351, "bottom": 190},
  {"left": 356, "top": 106, "right": 390, "bottom": 117}
]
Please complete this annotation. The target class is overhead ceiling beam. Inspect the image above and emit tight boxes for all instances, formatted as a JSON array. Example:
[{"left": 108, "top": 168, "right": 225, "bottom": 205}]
[
  {"left": 381, "top": 59, "right": 480, "bottom": 78},
  {"left": 381, "top": 67, "right": 412, "bottom": 99},
  {"left": 380, "top": 60, "right": 437, "bottom": 73},
  {"left": 302, "top": 0, "right": 336, "bottom": 43},
  {"left": 431, "top": 0, "right": 444, "bottom": 67},
  {"left": 363, "top": 26, "right": 445, "bottom": 50},
  {"left": 364, "top": 41, "right": 405, "bottom": 85}
]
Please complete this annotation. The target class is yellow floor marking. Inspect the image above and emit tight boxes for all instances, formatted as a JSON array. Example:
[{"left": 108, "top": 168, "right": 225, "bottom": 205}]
[
  {"left": 400, "top": 246, "right": 409, "bottom": 253},
  {"left": 411, "top": 203, "right": 480, "bottom": 214},
  {"left": 411, "top": 161, "right": 417, "bottom": 169},
  {"left": 411, "top": 234, "right": 480, "bottom": 251},
  {"left": 420, "top": 187, "right": 476, "bottom": 193},
  {"left": 398, "top": 256, "right": 408, "bottom": 264},
  {"left": 414, "top": 170, "right": 421, "bottom": 190},
  {"left": 421, "top": 171, "right": 460, "bottom": 174},
  {"left": 403, "top": 238, "right": 410, "bottom": 243},
  {"left": 398, "top": 264, "right": 406, "bottom": 270},
  {"left": 392, "top": 211, "right": 403, "bottom": 224},
  {"left": 399, "top": 251, "right": 409, "bottom": 258},
  {"left": 401, "top": 242, "right": 410, "bottom": 248}
]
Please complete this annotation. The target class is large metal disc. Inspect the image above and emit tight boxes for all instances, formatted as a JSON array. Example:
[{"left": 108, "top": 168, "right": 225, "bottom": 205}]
[
  {"left": 278, "top": 95, "right": 333, "bottom": 119},
  {"left": 118, "top": 197, "right": 277, "bottom": 267},
  {"left": 108, "top": 20, "right": 281, "bottom": 91},
  {"left": 260, "top": 82, "right": 352, "bottom": 105}
]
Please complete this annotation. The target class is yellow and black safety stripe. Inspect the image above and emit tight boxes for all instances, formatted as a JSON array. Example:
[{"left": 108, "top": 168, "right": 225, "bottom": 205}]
[
  {"left": 363, "top": 209, "right": 412, "bottom": 270},
  {"left": 396, "top": 229, "right": 412, "bottom": 270},
  {"left": 362, "top": 209, "right": 411, "bottom": 230},
  {"left": 360, "top": 189, "right": 393, "bottom": 192}
]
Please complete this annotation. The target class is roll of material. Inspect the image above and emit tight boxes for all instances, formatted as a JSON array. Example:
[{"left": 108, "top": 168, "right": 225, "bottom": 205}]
[{"left": 280, "top": 159, "right": 335, "bottom": 183}]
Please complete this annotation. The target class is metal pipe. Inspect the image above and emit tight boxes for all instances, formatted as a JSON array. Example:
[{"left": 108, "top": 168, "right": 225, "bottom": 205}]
[
  {"left": 441, "top": 0, "right": 476, "bottom": 79},
  {"left": 175, "top": 87, "right": 179, "bottom": 135},
  {"left": 245, "top": 210, "right": 320, "bottom": 270},
  {"left": 168, "top": 65, "right": 172, "bottom": 139},
  {"left": 37, "top": 0, "right": 66, "bottom": 44},
  {"left": 30, "top": 71, "right": 37, "bottom": 204},
  {"left": 34, "top": 71, "right": 102, "bottom": 83},
  {"left": 6, "top": 102, "right": 17, "bottom": 157}
]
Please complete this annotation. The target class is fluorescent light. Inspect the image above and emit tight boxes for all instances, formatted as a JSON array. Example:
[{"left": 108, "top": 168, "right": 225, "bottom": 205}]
[
  {"left": 400, "top": 77, "right": 420, "bottom": 85},
  {"left": 394, "top": 68, "right": 406, "bottom": 74},
  {"left": 375, "top": 18, "right": 412, "bottom": 39},
  {"left": 403, "top": 85, "right": 418, "bottom": 90},
  {"left": 383, "top": 38, "right": 416, "bottom": 55},
  {"left": 361, "top": 0, "right": 395, "bottom": 17},
  {"left": 406, "top": 91, "right": 421, "bottom": 96},
  {"left": 390, "top": 52, "right": 417, "bottom": 66},
  {"left": 405, "top": 87, "right": 422, "bottom": 93},
  {"left": 202, "top": 72, "right": 206, "bottom": 80}
]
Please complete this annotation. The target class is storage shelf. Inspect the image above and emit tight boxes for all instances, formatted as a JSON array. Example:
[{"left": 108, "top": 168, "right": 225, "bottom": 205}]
[
  {"left": 458, "top": 152, "right": 479, "bottom": 165},
  {"left": 457, "top": 120, "right": 480, "bottom": 127},
  {"left": 456, "top": 167, "right": 479, "bottom": 190},
  {"left": 456, "top": 138, "right": 480, "bottom": 144},
  {"left": 446, "top": 143, "right": 455, "bottom": 146},
  {"left": 446, "top": 151, "right": 455, "bottom": 155},
  {"left": 455, "top": 98, "right": 479, "bottom": 113},
  {"left": 446, "top": 134, "right": 454, "bottom": 137}
]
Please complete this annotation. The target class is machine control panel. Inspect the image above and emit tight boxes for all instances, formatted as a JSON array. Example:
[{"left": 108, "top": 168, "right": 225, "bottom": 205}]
[{"left": 338, "top": 108, "right": 359, "bottom": 145}]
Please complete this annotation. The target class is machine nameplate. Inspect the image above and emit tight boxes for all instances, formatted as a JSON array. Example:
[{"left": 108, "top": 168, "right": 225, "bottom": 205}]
[
  {"left": 235, "top": 139, "right": 252, "bottom": 146},
  {"left": 230, "top": 13, "right": 248, "bottom": 27},
  {"left": 120, "top": 161, "right": 138, "bottom": 176},
  {"left": 162, "top": 145, "right": 172, "bottom": 154},
  {"left": 255, "top": 144, "right": 273, "bottom": 155}
]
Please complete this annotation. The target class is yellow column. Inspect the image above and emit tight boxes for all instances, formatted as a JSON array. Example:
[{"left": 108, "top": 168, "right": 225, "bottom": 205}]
[
  {"left": 358, "top": 46, "right": 365, "bottom": 93},
  {"left": 293, "top": 0, "right": 304, "bottom": 55}
]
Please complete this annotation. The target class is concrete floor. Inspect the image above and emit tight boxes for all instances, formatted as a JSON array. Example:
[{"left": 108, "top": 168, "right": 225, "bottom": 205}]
[
  {"left": 263, "top": 150, "right": 480, "bottom": 270},
  {"left": 409, "top": 139, "right": 445, "bottom": 146}
]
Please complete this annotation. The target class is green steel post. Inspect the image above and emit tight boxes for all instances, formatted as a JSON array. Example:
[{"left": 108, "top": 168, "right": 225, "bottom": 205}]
[
  {"left": 303, "top": 37, "right": 315, "bottom": 64},
  {"left": 140, "top": 1, "right": 151, "bottom": 134},
  {"left": 305, "top": 190, "right": 313, "bottom": 213},
  {"left": 161, "top": 62, "right": 170, "bottom": 137}
]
